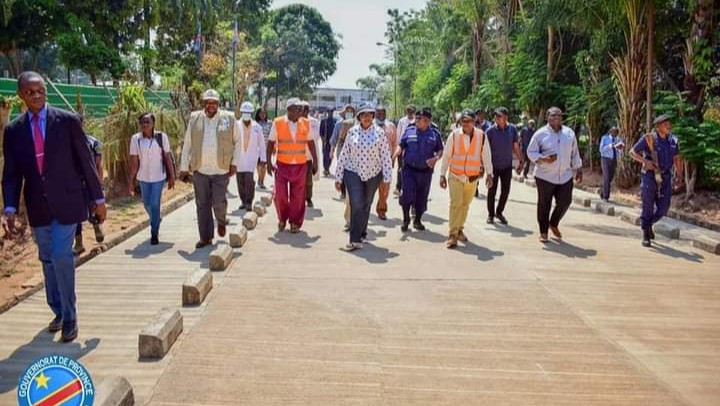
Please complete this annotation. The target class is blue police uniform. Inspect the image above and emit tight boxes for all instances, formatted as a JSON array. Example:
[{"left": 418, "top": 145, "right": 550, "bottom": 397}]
[
  {"left": 399, "top": 123, "right": 444, "bottom": 219},
  {"left": 631, "top": 132, "right": 679, "bottom": 229}
]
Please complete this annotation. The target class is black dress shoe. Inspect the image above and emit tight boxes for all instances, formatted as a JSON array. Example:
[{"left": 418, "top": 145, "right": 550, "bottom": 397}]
[
  {"left": 413, "top": 221, "right": 426, "bottom": 231},
  {"left": 150, "top": 234, "right": 159, "bottom": 245},
  {"left": 48, "top": 316, "right": 62, "bottom": 333},
  {"left": 61, "top": 322, "right": 78, "bottom": 343},
  {"left": 486, "top": 217, "right": 494, "bottom": 224},
  {"left": 195, "top": 240, "right": 212, "bottom": 249},
  {"left": 642, "top": 228, "right": 652, "bottom": 247},
  {"left": 496, "top": 214, "right": 508, "bottom": 225}
]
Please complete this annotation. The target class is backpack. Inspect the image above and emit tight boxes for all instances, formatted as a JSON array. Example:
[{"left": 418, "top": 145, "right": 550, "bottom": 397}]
[{"left": 137, "top": 132, "right": 176, "bottom": 179}]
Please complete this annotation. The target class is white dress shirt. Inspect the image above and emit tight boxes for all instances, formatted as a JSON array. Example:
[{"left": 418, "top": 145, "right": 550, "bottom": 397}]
[
  {"left": 130, "top": 132, "right": 170, "bottom": 183},
  {"left": 305, "top": 116, "right": 321, "bottom": 161},
  {"left": 527, "top": 124, "right": 582, "bottom": 184},
  {"left": 234, "top": 119, "right": 267, "bottom": 173}
]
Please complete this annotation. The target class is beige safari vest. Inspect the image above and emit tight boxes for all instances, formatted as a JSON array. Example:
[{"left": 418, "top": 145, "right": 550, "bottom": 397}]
[{"left": 188, "top": 110, "right": 236, "bottom": 171}]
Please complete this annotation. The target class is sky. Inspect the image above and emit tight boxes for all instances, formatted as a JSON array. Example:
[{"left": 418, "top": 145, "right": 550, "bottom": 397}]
[{"left": 271, "top": 0, "right": 419, "bottom": 89}]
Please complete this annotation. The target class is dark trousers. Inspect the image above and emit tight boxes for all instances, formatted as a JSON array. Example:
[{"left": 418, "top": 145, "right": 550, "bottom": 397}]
[
  {"left": 400, "top": 166, "right": 433, "bottom": 219},
  {"left": 640, "top": 173, "right": 672, "bottom": 229},
  {"left": 487, "top": 167, "right": 513, "bottom": 218},
  {"left": 522, "top": 151, "right": 531, "bottom": 177},
  {"left": 322, "top": 136, "right": 332, "bottom": 172},
  {"left": 536, "top": 177, "right": 574, "bottom": 235},
  {"left": 192, "top": 172, "right": 230, "bottom": 242},
  {"left": 305, "top": 161, "right": 314, "bottom": 200},
  {"left": 344, "top": 171, "right": 382, "bottom": 243},
  {"left": 395, "top": 156, "right": 403, "bottom": 192},
  {"left": 236, "top": 171, "right": 255, "bottom": 207},
  {"left": 600, "top": 157, "right": 616, "bottom": 200}
]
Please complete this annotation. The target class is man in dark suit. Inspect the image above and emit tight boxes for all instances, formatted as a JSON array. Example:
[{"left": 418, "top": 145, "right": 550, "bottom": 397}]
[{"left": 2, "top": 71, "right": 106, "bottom": 343}]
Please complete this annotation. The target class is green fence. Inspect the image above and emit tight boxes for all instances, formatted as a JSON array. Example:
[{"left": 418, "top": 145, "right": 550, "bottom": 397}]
[{"left": 0, "top": 78, "right": 173, "bottom": 120}]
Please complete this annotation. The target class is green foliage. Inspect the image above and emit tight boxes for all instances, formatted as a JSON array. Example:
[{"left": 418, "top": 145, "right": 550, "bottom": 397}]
[
  {"left": 260, "top": 4, "right": 340, "bottom": 99},
  {"left": 655, "top": 90, "right": 720, "bottom": 186}
]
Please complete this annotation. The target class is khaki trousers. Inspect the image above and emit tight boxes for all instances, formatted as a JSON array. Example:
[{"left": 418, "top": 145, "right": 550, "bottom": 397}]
[{"left": 449, "top": 176, "right": 478, "bottom": 236}]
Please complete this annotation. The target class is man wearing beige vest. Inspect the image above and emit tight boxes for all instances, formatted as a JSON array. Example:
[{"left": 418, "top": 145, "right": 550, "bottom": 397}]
[
  {"left": 439, "top": 109, "right": 493, "bottom": 248},
  {"left": 179, "top": 89, "right": 241, "bottom": 249}
]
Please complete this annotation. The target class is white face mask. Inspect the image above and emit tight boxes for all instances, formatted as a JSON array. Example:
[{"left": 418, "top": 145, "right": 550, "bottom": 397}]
[
  {"left": 241, "top": 113, "right": 251, "bottom": 121},
  {"left": 345, "top": 113, "right": 354, "bottom": 120}
]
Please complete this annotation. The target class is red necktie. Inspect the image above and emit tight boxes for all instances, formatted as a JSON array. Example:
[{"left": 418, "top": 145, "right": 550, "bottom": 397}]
[{"left": 32, "top": 114, "right": 45, "bottom": 174}]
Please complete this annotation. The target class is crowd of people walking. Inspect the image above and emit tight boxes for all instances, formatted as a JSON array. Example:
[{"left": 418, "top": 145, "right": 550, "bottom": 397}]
[{"left": 1, "top": 70, "right": 685, "bottom": 343}]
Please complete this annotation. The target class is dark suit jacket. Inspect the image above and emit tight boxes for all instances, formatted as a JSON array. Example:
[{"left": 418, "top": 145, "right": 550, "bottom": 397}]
[{"left": 2, "top": 106, "right": 104, "bottom": 227}]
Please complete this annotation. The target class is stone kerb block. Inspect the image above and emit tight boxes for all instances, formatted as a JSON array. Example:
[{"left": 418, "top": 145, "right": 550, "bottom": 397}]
[
  {"left": 95, "top": 376, "right": 134, "bottom": 406},
  {"left": 573, "top": 195, "right": 592, "bottom": 207},
  {"left": 594, "top": 200, "right": 616, "bottom": 216},
  {"left": 182, "top": 268, "right": 213, "bottom": 306},
  {"left": 229, "top": 225, "right": 248, "bottom": 248},
  {"left": 138, "top": 308, "right": 183, "bottom": 359},
  {"left": 260, "top": 195, "right": 273, "bottom": 207},
  {"left": 243, "top": 212, "right": 259, "bottom": 230},
  {"left": 692, "top": 235, "right": 720, "bottom": 255},
  {"left": 253, "top": 202, "right": 267, "bottom": 217},
  {"left": 209, "top": 245, "right": 233, "bottom": 271}
]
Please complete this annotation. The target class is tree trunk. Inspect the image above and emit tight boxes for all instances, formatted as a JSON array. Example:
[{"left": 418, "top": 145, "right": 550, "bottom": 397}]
[
  {"left": 471, "top": 19, "right": 484, "bottom": 90},
  {"left": 547, "top": 26, "right": 554, "bottom": 82},
  {"left": 684, "top": 161, "right": 697, "bottom": 201},
  {"left": 684, "top": 0, "right": 713, "bottom": 119},
  {"left": 612, "top": 0, "right": 648, "bottom": 188},
  {"left": 645, "top": 0, "right": 654, "bottom": 132}
]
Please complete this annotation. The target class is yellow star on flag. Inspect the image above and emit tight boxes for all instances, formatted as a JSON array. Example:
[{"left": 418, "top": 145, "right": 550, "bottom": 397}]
[{"left": 35, "top": 372, "right": 51, "bottom": 390}]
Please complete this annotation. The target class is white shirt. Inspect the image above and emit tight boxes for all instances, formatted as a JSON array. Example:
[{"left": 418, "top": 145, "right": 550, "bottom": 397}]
[
  {"left": 335, "top": 124, "right": 393, "bottom": 183},
  {"left": 180, "top": 113, "right": 241, "bottom": 175},
  {"left": 527, "top": 124, "right": 582, "bottom": 185},
  {"left": 440, "top": 129, "right": 493, "bottom": 183},
  {"left": 397, "top": 116, "right": 415, "bottom": 140},
  {"left": 234, "top": 119, "right": 267, "bottom": 173},
  {"left": 305, "top": 116, "right": 321, "bottom": 161},
  {"left": 130, "top": 132, "right": 169, "bottom": 183}
]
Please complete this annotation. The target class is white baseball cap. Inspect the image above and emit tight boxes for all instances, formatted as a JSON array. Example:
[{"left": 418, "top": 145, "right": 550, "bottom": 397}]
[
  {"left": 202, "top": 89, "right": 220, "bottom": 101},
  {"left": 286, "top": 97, "right": 302, "bottom": 109},
  {"left": 240, "top": 101, "right": 254, "bottom": 114}
]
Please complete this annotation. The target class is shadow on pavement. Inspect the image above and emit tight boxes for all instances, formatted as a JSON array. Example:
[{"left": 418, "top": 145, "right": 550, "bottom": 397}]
[
  {"left": 542, "top": 240, "right": 597, "bottom": 258},
  {"left": 178, "top": 245, "right": 213, "bottom": 267},
  {"left": 304, "top": 208, "right": 324, "bottom": 220},
  {"left": 486, "top": 224, "right": 533, "bottom": 238},
  {"left": 399, "top": 229, "right": 447, "bottom": 244},
  {"left": 268, "top": 231, "right": 321, "bottom": 249},
  {"left": 572, "top": 223, "right": 639, "bottom": 239},
  {"left": 421, "top": 213, "right": 447, "bottom": 225},
  {"left": 124, "top": 241, "right": 175, "bottom": 258},
  {"left": 345, "top": 244, "right": 399, "bottom": 264},
  {"left": 368, "top": 215, "right": 402, "bottom": 228},
  {"left": 650, "top": 242, "right": 704, "bottom": 263},
  {"left": 0, "top": 330, "right": 99, "bottom": 394},
  {"left": 455, "top": 241, "right": 505, "bottom": 262}
]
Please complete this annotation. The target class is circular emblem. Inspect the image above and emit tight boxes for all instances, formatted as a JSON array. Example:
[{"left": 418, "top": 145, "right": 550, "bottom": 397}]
[{"left": 17, "top": 355, "right": 95, "bottom": 406}]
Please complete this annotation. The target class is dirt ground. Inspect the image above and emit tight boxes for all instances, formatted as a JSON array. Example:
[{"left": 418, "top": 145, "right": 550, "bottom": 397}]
[
  {"left": 0, "top": 182, "right": 193, "bottom": 311},
  {"left": 583, "top": 170, "right": 720, "bottom": 224}
]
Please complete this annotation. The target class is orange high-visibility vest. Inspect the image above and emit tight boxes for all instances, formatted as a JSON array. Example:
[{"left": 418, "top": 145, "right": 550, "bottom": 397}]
[
  {"left": 275, "top": 116, "right": 309, "bottom": 164},
  {"left": 449, "top": 128, "right": 484, "bottom": 177}
]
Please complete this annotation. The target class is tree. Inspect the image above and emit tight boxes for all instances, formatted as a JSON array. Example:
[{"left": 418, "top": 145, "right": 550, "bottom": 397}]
[{"left": 260, "top": 4, "right": 340, "bottom": 100}]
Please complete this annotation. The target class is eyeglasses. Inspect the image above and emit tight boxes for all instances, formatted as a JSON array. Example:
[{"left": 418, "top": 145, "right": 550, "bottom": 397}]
[{"left": 20, "top": 89, "right": 46, "bottom": 97}]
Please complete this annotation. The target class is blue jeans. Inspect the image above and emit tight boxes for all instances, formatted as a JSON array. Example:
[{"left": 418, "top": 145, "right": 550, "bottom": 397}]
[
  {"left": 34, "top": 220, "right": 77, "bottom": 323},
  {"left": 344, "top": 170, "right": 382, "bottom": 244},
  {"left": 140, "top": 180, "right": 165, "bottom": 236}
]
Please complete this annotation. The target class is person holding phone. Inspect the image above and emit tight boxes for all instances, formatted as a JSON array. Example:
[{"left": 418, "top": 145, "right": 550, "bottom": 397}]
[{"left": 526, "top": 107, "right": 583, "bottom": 243}]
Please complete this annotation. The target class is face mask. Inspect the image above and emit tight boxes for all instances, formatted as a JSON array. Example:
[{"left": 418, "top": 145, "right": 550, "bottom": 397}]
[
  {"left": 345, "top": 113, "right": 354, "bottom": 120},
  {"left": 241, "top": 113, "right": 251, "bottom": 121}
]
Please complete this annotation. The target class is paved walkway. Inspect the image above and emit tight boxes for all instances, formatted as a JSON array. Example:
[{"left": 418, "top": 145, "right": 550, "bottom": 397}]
[
  {"left": 0, "top": 169, "right": 718, "bottom": 405},
  {"left": 138, "top": 174, "right": 717, "bottom": 405}
]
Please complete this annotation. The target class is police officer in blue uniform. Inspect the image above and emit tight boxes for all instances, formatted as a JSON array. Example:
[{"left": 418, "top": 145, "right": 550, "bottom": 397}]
[
  {"left": 398, "top": 107, "right": 444, "bottom": 231},
  {"left": 629, "top": 114, "right": 684, "bottom": 247}
]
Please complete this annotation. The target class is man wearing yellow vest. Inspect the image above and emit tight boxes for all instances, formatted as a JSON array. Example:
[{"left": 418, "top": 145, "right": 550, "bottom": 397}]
[
  {"left": 439, "top": 109, "right": 493, "bottom": 248},
  {"left": 267, "top": 98, "right": 319, "bottom": 233},
  {"left": 179, "top": 89, "right": 241, "bottom": 249}
]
